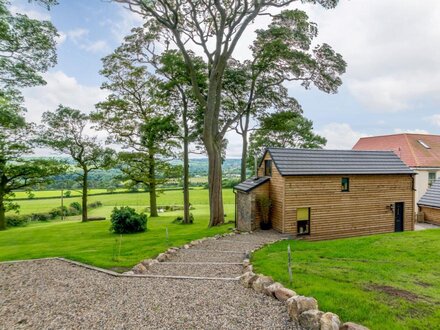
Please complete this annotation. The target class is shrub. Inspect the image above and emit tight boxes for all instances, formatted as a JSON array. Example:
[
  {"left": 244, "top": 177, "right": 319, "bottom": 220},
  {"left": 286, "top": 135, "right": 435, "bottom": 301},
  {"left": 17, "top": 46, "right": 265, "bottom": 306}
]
[
  {"left": 64, "top": 190, "right": 71, "bottom": 197},
  {"left": 70, "top": 202, "right": 82, "bottom": 212},
  {"left": 87, "top": 201, "right": 103, "bottom": 209},
  {"left": 31, "top": 213, "right": 53, "bottom": 221},
  {"left": 6, "top": 215, "right": 30, "bottom": 227},
  {"left": 110, "top": 206, "right": 147, "bottom": 234}
]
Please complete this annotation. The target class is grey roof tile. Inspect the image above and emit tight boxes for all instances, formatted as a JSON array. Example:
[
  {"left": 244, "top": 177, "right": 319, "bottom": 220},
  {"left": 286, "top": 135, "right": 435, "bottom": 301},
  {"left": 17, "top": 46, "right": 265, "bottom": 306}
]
[
  {"left": 264, "top": 148, "right": 414, "bottom": 176},
  {"left": 418, "top": 180, "right": 440, "bottom": 209},
  {"left": 234, "top": 176, "right": 270, "bottom": 192}
]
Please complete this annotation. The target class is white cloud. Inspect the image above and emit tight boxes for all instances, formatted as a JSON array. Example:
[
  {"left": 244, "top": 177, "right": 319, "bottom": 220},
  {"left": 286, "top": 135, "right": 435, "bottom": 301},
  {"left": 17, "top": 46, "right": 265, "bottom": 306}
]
[
  {"left": 393, "top": 128, "right": 430, "bottom": 135},
  {"left": 66, "top": 28, "right": 110, "bottom": 54},
  {"left": 303, "top": 0, "right": 440, "bottom": 112},
  {"left": 55, "top": 31, "right": 67, "bottom": 45},
  {"left": 426, "top": 114, "right": 440, "bottom": 127},
  {"left": 103, "top": 5, "right": 144, "bottom": 43},
  {"left": 22, "top": 71, "right": 108, "bottom": 124},
  {"left": 318, "top": 123, "right": 366, "bottom": 150},
  {"left": 67, "top": 28, "right": 89, "bottom": 43},
  {"left": 81, "top": 40, "right": 111, "bottom": 54},
  {"left": 9, "top": 4, "right": 51, "bottom": 20}
]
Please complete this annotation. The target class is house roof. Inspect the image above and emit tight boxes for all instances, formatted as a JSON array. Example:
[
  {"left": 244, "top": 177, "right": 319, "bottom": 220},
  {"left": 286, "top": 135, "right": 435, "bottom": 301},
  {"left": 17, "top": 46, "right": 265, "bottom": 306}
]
[
  {"left": 418, "top": 180, "right": 440, "bottom": 209},
  {"left": 262, "top": 148, "right": 414, "bottom": 176},
  {"left": 353, "top": 133, "right": 440, "bottom": 168},
  {"left": 234, "top": 176, "right": 270, "bottom": 192}
]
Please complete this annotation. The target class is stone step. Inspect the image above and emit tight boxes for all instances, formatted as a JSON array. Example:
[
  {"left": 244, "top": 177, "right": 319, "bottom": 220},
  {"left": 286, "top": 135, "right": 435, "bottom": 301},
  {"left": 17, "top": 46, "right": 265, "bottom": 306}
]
[
  {"left": 196, "top": 241, "right": 258, "bottom": 252},
  {"left": 167, "top": 250, "right": 246, "bottom": 263},
  {"left": 145, "top": 263, "right": 243, "bottom": 278}
]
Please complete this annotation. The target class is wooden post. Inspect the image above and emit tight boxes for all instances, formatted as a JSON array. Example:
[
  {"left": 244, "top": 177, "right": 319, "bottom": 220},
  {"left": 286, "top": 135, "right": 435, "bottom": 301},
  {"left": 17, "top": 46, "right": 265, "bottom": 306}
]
[
  {"left": 61, "top": 189, "right": 64, "bottom": 221},
  {"left": 288, "top": 243, "right": 293, "bottom": 285}
]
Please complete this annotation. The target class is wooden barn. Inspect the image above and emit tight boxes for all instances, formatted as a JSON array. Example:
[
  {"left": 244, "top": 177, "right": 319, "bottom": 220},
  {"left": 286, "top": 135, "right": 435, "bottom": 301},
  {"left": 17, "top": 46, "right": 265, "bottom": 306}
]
[
  {"left": 418, "top": 179, "right": 440, "bottom": 225},
  {"left": 234, "top": 148, "right": 416, "bottom": 240}
]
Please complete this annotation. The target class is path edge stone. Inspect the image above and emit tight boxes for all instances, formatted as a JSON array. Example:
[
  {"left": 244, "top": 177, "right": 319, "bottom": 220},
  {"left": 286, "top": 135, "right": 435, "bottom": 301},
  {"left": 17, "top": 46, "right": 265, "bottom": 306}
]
[{"left": 238, "top": 237, "right": 370, "bottom": 330}]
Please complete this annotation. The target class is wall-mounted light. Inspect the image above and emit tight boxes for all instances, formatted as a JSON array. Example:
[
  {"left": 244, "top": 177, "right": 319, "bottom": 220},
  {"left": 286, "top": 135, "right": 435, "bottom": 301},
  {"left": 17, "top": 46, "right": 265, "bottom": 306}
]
[{"left": 386, "top": 204, "right": 394, "bottom": 213}]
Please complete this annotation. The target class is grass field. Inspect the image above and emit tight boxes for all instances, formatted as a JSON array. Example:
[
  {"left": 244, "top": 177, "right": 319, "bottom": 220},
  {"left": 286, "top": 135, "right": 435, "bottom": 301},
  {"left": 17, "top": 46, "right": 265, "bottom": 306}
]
[
  {"left": 252, "top": 230, "right": 440, "bottom": 330},
  {"left": 0, "top": 189, "right": 235, "bottom": 270}
]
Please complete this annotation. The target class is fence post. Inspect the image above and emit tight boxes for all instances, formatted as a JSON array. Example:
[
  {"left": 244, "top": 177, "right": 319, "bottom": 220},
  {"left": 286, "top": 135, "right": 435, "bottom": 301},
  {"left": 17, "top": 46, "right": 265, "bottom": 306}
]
[{"left": 288, "top": 243, "right": 293, "bottom": 285}]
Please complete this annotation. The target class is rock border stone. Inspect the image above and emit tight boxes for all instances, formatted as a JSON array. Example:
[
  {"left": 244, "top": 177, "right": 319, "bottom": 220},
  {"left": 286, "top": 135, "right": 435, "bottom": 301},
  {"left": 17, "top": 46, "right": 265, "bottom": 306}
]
[{"left": 239, "top": 239, "right": 369, "bottom": 330}]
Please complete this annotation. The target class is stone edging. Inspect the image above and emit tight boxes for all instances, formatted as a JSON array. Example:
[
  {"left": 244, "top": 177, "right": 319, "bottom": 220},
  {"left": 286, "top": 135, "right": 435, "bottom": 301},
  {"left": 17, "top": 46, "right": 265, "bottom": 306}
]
[
  {"left": 239, "top": 240, "right": 370, "bottom": 330},
  {"left": 125, "top": 231, "right": 240, "bottom": 275}
]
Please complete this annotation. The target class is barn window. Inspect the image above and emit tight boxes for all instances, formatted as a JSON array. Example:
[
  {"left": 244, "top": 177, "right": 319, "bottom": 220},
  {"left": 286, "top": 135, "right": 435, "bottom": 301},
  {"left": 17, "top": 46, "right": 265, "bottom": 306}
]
[
  {"left": 428, "top": 172, "right": 436, "bottom": 187},
  {"left": 341, "top": 177, "right": 349, "bottom": 192},
  {"left": 297, "top": 207, "right": 310, "bottom": 235},
  {"left": 264, "top": 160, "right": 272, "bottom": 176}
]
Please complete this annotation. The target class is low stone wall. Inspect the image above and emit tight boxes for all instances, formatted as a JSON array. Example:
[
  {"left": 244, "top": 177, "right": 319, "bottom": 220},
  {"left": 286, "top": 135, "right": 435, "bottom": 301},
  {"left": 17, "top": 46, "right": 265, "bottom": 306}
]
[{"left": 240, "top": 243, "right": 370, "bottom": 330}]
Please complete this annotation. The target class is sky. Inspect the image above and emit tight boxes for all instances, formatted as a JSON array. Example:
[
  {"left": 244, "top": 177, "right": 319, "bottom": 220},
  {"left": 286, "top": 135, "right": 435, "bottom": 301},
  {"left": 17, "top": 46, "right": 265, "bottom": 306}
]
[{"left": 11, "top": 0, "right": 440, "bottom": 158}]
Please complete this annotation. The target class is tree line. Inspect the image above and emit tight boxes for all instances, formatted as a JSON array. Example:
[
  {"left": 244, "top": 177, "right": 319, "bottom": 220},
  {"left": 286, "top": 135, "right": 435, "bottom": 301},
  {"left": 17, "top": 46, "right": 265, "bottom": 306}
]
[{"left": 0, "top": 0, "right": 346, "bottom": 230}]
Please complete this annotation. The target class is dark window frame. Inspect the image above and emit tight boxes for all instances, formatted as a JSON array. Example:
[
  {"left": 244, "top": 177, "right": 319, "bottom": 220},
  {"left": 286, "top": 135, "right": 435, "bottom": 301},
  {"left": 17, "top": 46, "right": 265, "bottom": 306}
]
[
  {"left": 264, "top": 160, "right": 272, "bottom": 176},
  {"left": 341, "top": 177, "right": 350, "bottom": 192},
  {"left": 297, "top": 207, "right": 311, "bottom": 236},
  {"left": 428, "top": 172, "right": 436, "bottom": 187}
]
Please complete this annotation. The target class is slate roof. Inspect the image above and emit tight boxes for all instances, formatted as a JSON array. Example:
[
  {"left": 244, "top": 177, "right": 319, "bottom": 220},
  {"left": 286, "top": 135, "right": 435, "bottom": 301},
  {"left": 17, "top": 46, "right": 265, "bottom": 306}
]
[
  {"left": 353, "top": 133, "right": 440, "bottom": 168},
  {"left": 418, "top": 180, "right": 440, "bottom": 209},
  {"left": 262, "top": 148, "right": 414, "bottom": 176},
  {"left": 234, "top": 176, "right": 270, "bottom": 192}
]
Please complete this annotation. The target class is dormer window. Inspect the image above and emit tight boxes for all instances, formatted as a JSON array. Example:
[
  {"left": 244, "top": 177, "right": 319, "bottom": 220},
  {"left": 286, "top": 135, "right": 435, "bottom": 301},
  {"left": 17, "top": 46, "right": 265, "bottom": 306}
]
[
  {"left": 264, "top": 160, "right": 272, "bottom": 176},
  {"left": 418, "top": 140, "right": 430, "bottom": 149}
]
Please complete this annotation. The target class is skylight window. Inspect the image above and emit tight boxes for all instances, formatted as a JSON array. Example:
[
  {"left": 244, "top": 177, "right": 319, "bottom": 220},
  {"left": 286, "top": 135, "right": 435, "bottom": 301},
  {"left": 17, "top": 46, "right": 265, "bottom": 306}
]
[{"left": 418, "top": 140, "right": 431, "bottom": 149}]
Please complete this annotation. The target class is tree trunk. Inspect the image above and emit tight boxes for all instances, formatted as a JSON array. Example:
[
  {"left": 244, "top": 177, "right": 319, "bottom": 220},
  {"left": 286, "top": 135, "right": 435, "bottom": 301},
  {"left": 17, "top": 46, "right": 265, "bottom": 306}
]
[
  {"left": 205, "top": 137, "right": 224, "bottom": 227},
  {"left": 0, "top": 190, "right": 5, "bottom": 231},
  {"left": 81, "top": 169, "right": 88, "bottom": 222},
  {"left": 182, "top": 104, "right": 191, "bottom": 224},
  {"left": 240, "top": 110, "right": 251, "bottom": 182},
  {"left": 149, "top": 150, "right": 158, "bottom": 217}
]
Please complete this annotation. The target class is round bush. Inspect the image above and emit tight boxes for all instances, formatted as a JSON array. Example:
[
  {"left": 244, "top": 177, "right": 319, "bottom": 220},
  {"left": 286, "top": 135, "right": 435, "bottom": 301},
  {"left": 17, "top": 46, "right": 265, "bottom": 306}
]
[{"left": 110, "top": 206, "right": 147, "bottom": 234}]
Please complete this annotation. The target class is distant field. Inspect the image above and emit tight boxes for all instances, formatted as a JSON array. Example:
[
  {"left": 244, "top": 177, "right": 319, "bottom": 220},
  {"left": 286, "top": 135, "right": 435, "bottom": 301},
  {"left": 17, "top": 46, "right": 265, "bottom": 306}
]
[
  {"left": 253, "top": 230, "right": 440, "bottom": 330},
  {"left": 0, "top": 189, "right": 235, "bottom": 269},
  {"left": 8, "top": 188, "right": 230, "bottom": 216},
  {"left": 12, "top": 189, "right": 128, "bottom": 199}
]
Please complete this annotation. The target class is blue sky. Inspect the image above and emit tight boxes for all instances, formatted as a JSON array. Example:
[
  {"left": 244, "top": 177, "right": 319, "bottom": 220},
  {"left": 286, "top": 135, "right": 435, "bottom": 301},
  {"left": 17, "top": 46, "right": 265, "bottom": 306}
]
[{"left": 11, "top": 0, "right": 440, "bottom": 157}]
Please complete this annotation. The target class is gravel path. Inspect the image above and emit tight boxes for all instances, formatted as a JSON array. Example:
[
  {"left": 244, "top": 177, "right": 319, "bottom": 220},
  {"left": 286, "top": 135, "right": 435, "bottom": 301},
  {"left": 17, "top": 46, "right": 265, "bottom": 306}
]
[{"left": 0, "top": 230, "right": 298, "bottom": 329}]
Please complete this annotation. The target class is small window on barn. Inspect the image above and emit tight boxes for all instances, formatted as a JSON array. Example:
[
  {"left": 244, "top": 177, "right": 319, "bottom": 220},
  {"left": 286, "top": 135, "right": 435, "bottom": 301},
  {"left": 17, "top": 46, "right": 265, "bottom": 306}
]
[
  {"left": 297, "top": 207, "right": 310, "bottom": 236},
  {"left": 428, "top": 172, "right": 436, "bottom": 187},
  {"left": 264, "top": 160, "right": 272, "bottom": 176},
  {"left": 341, "top": 177, "right": 349, "bottom": 192}
]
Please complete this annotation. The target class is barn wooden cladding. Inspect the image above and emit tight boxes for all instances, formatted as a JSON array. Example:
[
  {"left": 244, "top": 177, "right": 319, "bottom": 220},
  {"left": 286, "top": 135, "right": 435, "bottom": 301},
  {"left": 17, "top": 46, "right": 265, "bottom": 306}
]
[{"left": 235, "top": 148, "right": 416, "bottom": 241}]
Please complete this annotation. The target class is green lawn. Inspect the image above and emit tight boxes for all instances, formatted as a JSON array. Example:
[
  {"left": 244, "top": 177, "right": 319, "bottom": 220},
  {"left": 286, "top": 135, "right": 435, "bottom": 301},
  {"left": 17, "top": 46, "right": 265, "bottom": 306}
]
[
  {"left": 0, "top": 189, "right": 235, "bottom": 270},
  {"left": 252, "top": 230, "right": 440, "bottom": 330}
]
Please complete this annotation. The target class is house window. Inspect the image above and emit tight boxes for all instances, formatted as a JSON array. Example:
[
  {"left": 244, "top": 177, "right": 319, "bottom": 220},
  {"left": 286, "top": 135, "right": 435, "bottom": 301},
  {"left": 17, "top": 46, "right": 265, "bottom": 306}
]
[
  {"left": 428, "top": 172, "right": 436, "bottom": 187},
  {"left": 297, "top": 207, "right": 310, "bottom": 235},
  {"left": 341, "top": 177, "right": 349, "bottom": 192},
  {"left": 264, "top": 160, "right": 272, "bottom": 176}
]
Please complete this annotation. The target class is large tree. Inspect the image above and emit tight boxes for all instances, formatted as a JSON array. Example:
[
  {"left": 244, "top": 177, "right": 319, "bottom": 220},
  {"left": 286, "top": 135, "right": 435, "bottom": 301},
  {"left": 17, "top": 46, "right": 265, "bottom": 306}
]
[
  {"left": 0, "top": 0, "right": 61, "bottom": 230},
  {"left": 114, "top": 0, "right": 340, "bottom": 227},
  {"left": 0, "top": 97, "right": 65, "bottom": 230},
  {"left": 231, "top": 10, "right": 345, "bottom": 181},
  {"left": 39, "top": 106, "right": 114, "bottom": 222},
  {"left": 247, "top": 111, "right": 326, "bottom": 171},
  {"left": 93, "top": 46, "right": 181, "bottom": 217}
]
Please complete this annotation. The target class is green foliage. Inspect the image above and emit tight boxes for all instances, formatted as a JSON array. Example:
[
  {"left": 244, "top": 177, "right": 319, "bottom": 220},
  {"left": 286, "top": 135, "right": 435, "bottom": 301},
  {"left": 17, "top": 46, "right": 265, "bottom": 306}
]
[
  {"left": 253, "top": 230, "right": 440, "bottom": 329},
  {"left": 0, "top": 0, "right": 57, "bottom": 90},
  {"left": 247, "top": 111, "right": 326, "bottom": 170},
  {"left": 256, "top": 195, "right": 271, "bottom": 224},
  {"left": 69, "top": 201, "right": 82, "bottom": 212},
  {"left": 5, "top": 214, "right": 29, "bottom": 227},
  {"left": 110, "top": 206, "right": 148, "bottom": 234}
]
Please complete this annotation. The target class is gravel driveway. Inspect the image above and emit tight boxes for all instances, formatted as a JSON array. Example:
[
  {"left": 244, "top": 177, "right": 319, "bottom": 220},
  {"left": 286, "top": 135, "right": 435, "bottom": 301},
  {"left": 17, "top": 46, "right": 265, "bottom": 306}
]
[{"left": 0, "top": 231, "right": 297, "bottom": 330}]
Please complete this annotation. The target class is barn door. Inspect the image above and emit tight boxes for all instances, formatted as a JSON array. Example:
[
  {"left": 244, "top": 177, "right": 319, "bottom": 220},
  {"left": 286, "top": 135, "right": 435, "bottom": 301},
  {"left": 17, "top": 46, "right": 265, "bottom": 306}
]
[{"left": 394, "top": 202, "right": 404, "bottom": 232}]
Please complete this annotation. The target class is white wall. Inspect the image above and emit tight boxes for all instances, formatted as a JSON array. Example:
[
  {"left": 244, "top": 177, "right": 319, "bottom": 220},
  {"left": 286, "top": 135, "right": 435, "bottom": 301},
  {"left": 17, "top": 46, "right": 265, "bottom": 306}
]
[{"left": 415, "top": 169, "right": 440, "bottom": 208}]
